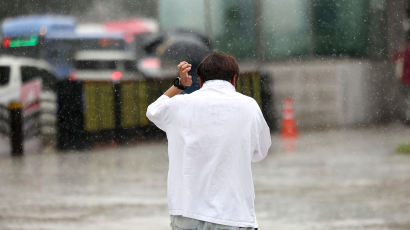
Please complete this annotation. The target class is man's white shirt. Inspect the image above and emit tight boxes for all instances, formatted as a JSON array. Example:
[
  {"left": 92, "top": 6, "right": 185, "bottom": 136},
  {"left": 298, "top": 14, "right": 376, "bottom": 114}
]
[{"left": 146, "top": 80, "right": 271, "bottom": 228}]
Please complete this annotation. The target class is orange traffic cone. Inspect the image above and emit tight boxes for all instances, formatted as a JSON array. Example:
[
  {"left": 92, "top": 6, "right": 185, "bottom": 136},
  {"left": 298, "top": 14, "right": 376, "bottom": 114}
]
[{"left": 281, "top": 98, "right": 298, "bottom": 139}]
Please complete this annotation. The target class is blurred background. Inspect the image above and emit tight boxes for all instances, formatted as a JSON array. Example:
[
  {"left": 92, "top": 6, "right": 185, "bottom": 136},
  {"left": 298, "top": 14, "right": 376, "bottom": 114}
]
[
  {"left": 1, "top": 1, "right": 408, "bottom": 150},
  {"left": 1, "top": 1, "right": 410, "bottom": 229}
]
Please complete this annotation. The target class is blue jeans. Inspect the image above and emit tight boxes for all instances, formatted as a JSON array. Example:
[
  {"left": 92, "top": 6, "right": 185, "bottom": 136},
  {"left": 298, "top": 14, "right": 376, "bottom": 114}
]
[{"left": 170, "top": 215, "right": 257, "bottom": 230}]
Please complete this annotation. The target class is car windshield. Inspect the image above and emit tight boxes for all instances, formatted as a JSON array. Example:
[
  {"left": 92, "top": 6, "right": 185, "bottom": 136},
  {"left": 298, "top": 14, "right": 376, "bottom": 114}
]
[
  {"left": 0, "top": 66, "right": 10, "bottom": 86},
  {"left": 74, "top": 60, "right": 117, "bottom": 70}
]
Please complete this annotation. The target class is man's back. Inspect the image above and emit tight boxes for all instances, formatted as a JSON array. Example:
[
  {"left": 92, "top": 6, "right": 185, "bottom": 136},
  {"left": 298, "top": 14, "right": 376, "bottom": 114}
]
[{"left": 147, "top": 80, "right": 271, "bottom": 227}]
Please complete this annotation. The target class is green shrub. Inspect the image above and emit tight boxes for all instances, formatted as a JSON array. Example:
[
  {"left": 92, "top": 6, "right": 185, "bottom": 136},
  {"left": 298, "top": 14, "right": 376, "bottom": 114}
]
[{"left": 396, "top": 143, "right": 410, "bottom": 154}]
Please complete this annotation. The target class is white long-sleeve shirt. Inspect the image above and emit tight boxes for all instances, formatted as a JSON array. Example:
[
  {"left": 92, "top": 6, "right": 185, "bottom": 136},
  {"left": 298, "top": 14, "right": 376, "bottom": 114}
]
[{"left": 146, "top": 80, "right": 271, "bottom": 228}]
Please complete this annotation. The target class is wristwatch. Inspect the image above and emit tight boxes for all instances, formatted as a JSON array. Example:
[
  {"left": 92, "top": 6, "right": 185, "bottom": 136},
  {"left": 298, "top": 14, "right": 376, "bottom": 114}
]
[{"left": 173, "top": 77, "right": 187, "bottom": 90}]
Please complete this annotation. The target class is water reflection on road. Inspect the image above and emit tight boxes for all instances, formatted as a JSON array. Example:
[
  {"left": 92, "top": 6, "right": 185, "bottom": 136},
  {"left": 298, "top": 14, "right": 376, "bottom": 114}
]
[{"left": 1, "top": 124, "right": 410, "bottom": 230}]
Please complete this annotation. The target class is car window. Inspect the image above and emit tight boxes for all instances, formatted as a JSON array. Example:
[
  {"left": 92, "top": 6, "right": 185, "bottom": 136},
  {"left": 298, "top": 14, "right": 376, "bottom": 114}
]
[
  {"left": 21, "top": 66, "right": 40, "bottom": 83},
  {"left": 75, "top": 60, "right": 117, "bottom": 70},
  {"left": 0, "top": 66, "right": 10, "bottom": 86},
  {"left": 21, "top": 66, "right": 56, "bottom": 90}
]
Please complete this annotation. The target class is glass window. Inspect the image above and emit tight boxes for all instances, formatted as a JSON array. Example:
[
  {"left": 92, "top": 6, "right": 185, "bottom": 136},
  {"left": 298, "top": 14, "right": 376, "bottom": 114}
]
[
  {"left": 159, "top": 0, "right": 206, "bottom": 34},
  {"left": 367, "top": 0, "right": 387, "bottom": 58},
  {"left": 262, "top": 0, "right": 311, "bottom": 60},
  {"left": 75, "top": 39, "right": 126, "bottom": 51},
  {"left": 0, "top": 66, "right": 10, "bottom": 86},
  {"left": 46, "top": 40, "right": 74, "bottom": 66},
  {"left": 159, "top": 0, "right": 256, "bottom": 60},
  {"left": 21, "top": 66, "right": 38, "bottom": 83},
  {"left": 211, "top": 0, "right": 256, "bottom": 60},
  {"left": 74, "top": 60, "right": 117, "bottom": 70},
  {"left": 312, "top": 0, "right": 369, "bottom": 57},
  {"left": 21, "top": 66, "right": 56, "bottom": 90},
  {"left": 158, "top": 0, "right": 385, "bottom": 59}
]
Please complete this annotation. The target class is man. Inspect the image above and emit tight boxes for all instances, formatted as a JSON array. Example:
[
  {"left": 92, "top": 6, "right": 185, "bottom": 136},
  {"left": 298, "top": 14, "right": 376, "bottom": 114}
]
[{"left": 146, "top": 51, "right": 271, "bottom": 229}]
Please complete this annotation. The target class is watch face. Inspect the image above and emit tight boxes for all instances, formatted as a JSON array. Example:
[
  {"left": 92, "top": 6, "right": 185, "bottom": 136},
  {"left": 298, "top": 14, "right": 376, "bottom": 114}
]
[{"left": 173, "top": 77, "right": 185, "bottom": 90}]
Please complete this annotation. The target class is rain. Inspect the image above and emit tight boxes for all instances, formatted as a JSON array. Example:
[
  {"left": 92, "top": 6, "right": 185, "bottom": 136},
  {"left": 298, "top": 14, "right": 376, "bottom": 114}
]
[{"left": 1, "top": 0, "right": 410, "bottom": 229}]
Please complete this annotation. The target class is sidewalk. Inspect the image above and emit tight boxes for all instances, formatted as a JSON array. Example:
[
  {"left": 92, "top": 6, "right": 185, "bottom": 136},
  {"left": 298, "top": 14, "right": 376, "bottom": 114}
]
[{"left": 0, "top": 124, "right": 410, "bottom": 229}]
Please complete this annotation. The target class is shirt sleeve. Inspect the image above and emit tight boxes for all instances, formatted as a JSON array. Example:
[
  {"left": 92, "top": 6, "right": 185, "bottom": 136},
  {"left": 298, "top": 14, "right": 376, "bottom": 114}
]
[
  {"left": 146, "top": 95, "right": 172, "bottom": 131},
  {"left": 252, "top": 106, "right": 272, "bottom": 162}
]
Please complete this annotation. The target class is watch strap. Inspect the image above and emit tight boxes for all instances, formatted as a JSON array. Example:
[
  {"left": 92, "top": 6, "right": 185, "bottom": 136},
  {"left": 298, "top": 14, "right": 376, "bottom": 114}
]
[{"left": 173, "top": 77, "right": 187, "bottom": 90}]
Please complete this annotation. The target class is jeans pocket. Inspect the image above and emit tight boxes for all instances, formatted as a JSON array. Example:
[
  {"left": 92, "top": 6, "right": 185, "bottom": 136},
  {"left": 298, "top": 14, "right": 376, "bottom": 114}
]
[
  {"left": 171, "top": 216, "right": 200, "bottom": 230},
  {"left": 215, "top": 225, "right": 241, "bottom": 230}
]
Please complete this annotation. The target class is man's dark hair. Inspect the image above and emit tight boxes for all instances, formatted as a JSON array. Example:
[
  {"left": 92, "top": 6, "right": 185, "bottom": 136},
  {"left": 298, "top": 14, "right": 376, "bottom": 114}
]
[{"left": 196, "top": 51, "right": 239, "bottom": 82}]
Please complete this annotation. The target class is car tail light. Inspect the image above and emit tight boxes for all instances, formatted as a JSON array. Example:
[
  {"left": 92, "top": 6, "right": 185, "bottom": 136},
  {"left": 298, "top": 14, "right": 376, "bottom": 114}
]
[
  {"left": 111, "top": 71, "right": 122, "bottom": 81},
  {"left": 141, "top": 58, "right": 161, "bottom": 69},
  {"left": 99, "top": 39, "right": 111, "bottom": 47},
  {"left": 2, "top": 37, "right": 11, "bottom": 48},
  {"left": 69, "top": 72, "right": 76, "bottom": 81}
]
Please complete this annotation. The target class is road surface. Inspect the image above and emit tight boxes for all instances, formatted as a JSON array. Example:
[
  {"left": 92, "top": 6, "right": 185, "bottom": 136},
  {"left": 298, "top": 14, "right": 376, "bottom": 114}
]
[{"left": 1, "top": 124, "right": 410, "bottom": 229}]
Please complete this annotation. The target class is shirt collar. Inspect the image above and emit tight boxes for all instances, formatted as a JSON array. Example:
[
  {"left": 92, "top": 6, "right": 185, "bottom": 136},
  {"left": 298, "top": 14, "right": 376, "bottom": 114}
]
[{"left": 201, "top": 80, "right": 236, "bottom": 92}]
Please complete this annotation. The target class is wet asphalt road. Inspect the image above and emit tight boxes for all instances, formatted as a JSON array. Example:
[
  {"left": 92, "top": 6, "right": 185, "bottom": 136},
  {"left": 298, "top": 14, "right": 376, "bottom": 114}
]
[{"left": 1, "top": 124, "right": 410, "bottom": 230}]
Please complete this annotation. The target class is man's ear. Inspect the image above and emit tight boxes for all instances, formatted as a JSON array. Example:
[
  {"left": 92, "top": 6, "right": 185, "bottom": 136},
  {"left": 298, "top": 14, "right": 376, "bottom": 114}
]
[{"left": 232, "top": 74, "right": 238, "bottom": 87}]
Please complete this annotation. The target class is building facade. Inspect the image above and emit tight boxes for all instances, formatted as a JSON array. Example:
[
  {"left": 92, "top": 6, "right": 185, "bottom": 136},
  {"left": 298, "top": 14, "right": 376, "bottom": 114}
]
[{"left": 159, "top": 0, "right": 407, "bottom": 128}]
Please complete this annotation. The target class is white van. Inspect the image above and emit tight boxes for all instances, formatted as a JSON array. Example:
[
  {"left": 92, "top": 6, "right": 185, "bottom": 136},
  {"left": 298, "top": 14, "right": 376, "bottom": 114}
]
[
  {"left": 73, "top": 50, "right": 144, "bottom": 81},
  {"left": 0, "top": 55, "right": 56, "bottom": 103},
  {"left": 0, "top": 55, "right": 57, "bottom": 142}
]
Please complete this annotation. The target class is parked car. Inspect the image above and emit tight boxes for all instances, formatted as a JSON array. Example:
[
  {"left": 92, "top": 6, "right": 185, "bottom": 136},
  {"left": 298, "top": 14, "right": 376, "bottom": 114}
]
[{"left": 0, "top": 55, "right": 58, "bottom": 143}]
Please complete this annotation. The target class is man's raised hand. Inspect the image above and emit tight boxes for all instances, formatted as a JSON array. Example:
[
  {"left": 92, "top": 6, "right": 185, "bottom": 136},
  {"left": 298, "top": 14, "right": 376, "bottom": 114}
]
[{"left": 177, "top": 61, "right": 193, "bottom": 87}]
